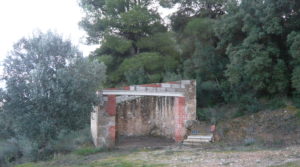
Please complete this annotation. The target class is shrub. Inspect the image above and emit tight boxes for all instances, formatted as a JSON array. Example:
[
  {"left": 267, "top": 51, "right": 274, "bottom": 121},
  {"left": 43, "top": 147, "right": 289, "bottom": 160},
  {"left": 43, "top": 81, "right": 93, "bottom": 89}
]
[
  {"left": 197, "top": 107, "right": 225, "bottom": 123},
  {"left": 265, "top": 97, "right": 287, "bottom": 110},
  {"left": 51, "top": 127, "right": 93, "bottom": 154},
  {"left": 197, "top": 108, "right": 211, "bottom": 121},
  {"left": 0, "top": 139, "right": 21, "bottom": 166},
  {"left": 241, "top": 96, "right": 262, "bottom": 113},
  {"left": 0, "top": 127, "right": 94, "bottom": 166},
  {"left": 0, "top": 112, "right": 14, "bottom": 139},
  {"left": 244, "top": 138, "right": 256, "bottom": 146},
  {"left": 16, "top": 137, "right": 39, "bottom": 162}
]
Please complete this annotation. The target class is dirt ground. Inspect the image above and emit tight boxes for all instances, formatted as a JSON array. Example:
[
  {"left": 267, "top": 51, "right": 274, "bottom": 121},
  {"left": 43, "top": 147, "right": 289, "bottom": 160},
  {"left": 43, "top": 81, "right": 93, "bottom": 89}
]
[
  {"left": 16, "top": 138, "right": 300, "bottom": 167},
  {"left": 98, "top": 136, "right": 300, "bottom": 167},
  {"left": 115, "top": 143, "right": 300, "bottom": 167},
  {"left": 116, "top": 136, "right": 175, "bottom": 149}
]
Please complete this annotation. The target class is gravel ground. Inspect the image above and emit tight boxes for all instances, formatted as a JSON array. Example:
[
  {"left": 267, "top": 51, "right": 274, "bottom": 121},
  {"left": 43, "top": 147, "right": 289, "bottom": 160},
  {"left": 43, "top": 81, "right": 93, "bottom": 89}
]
[{"left": 122, "top": 144, "right": 300, "bottom": 167}]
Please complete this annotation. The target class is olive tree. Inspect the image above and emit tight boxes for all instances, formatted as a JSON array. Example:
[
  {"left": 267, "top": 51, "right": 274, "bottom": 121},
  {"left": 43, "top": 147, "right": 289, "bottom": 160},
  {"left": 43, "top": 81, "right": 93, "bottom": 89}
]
[{"left": 2, "top": 31, "right": 106, "bottom": 145}]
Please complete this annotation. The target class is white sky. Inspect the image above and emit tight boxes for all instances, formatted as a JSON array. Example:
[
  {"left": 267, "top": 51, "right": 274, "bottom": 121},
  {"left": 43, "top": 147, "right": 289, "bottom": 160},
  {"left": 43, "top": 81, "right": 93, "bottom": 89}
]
[
  {"left": 0, "top": 0, "right": 176, "bottom": 63},
  {"left": 0, "top": 0, "right": 176, "bottom": 88},
  {"left": 0, "top": 0, "right": 96, "bottom": 62},
  {"left": 0, "top": 0, "right": 176, "bottom": 89}
]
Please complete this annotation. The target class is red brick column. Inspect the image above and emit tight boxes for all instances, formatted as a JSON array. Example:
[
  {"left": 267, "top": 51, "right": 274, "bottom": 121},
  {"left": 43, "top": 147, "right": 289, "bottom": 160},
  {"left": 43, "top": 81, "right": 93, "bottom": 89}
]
[
  {"left": 105, "top": 95, "right": 116, "bottom": 146},
  {"left": 106, "top": 95, "right": 116, "bottom": 116},
  {"left": 174, "top": 97, "right": 186, "bottom": 142}
]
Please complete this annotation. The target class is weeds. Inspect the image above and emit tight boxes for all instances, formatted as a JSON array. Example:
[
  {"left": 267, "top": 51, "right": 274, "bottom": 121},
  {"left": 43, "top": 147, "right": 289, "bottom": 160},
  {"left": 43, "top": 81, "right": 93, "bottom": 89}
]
[
  {"left": 73, "top": 147, "right": 107, "bottom": 156},
  {"left": 93, "top": 157, "right": 165, "bottom": 167},
  {"left": 270, "top": 160, "right": 300, "bottom": 167},
  {"left": 15, "top": 163, "right": 41, "bottom": 167}
]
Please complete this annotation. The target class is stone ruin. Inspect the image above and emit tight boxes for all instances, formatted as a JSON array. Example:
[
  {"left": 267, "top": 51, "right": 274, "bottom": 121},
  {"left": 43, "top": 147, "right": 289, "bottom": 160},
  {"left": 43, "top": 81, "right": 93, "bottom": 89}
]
[{"left": 91, "top": 80, "right": 196, "bottom": 147}]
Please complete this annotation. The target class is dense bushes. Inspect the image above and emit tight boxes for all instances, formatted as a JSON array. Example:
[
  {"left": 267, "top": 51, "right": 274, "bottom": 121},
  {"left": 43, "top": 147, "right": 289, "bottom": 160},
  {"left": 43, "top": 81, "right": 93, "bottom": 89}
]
[
  {"left": 0, "top": 139, "right": 21, "bottom": 166},
  {"left": 0, "top": 127, "right": 93, "bottom": 166}
]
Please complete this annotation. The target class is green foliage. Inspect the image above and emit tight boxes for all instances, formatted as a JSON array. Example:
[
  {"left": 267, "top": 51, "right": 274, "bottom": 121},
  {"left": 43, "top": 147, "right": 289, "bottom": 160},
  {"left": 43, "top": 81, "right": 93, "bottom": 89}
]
[
  {"left": 79, "top": 0, "right": 161, "bottom": 43},
  {"left": 118, "top": 52, "right": 178, "bottom": 84},
  {"left": 73, "top": 147, "right": 106, "bottom": 156},
  {"left": 162, "top": 72, "right": 182, "bottom": 82},
  {"left": 79, "top": 0, "right": 178, "bottom": 87},
  {"left": 79, "top": 0, "right": 300, "bottom": 115},
  {"left": 231, "top": 93, "right": 263, "bottom": 116},
  {"left": 0, "top": 127, "right": 94, "bottom": 166},
  {"left": 137, "top": 32, "right": 179, "bottom": 57},
  {"left": 0, "top": 111, "right": 14, "bottom": 139},
  {"left": 0, "top": 139, "right": 21, "bottom": 166},
  {"left": 1, "top": 31, "right": 106, "bottom": 161},
  {"left": 288, "top": 32, "right": 300, "bottom": 93},
  {"left": 100, "top": 35, "right": 133, "bottom": 55},
  {"left": 269, "top": 160, "right": 300, "bottom": 167},
  {"left": 93, "top": 158, "right": 165, "bottom": 167},
  {"left": 292, "top": 67, "right": 300, "bottom": 93},
  {"left": 15, "top": 163, "right": 40, "bottom": 167},
  {"left": 119, "top": 6, "right": 164, "bottom": 39},
  {"left": 50, "top": 128, "right": 93, "bottom": 154},
  {"left": 184, "top": 18, "right": 215, "bottom": 41},
  {"left": 216, "top": 0, "right": 300, "bottom": 97},
  {"left": 291, "top": 96, "right": 300, "bottom": 119},
  {"left": 265, "top": 98, "right": 287, "bottom": 110}
]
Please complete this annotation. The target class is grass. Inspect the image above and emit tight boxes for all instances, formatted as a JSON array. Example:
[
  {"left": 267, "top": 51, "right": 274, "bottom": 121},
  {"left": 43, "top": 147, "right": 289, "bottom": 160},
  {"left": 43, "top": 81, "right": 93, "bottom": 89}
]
[
  {"left": 15, "top": 156, "right": 165, "bottom": 167},
  {"left": 93, "top": 157, "right": 165, "bottom": 167},
  {"left": 15, "top": 163, "right": 43, "bottom": 167},
  {"left": 15, "top": 147, "right": 166, "bottom": 167},
  {"left": 284, "top": 104, "right": 300, "bottom": 119},
  {"left": 73, "top": 147, "right": 107, "bottom": 156},
  {"left": 270, "top": 161, "right": 300, "bottom": 167}
]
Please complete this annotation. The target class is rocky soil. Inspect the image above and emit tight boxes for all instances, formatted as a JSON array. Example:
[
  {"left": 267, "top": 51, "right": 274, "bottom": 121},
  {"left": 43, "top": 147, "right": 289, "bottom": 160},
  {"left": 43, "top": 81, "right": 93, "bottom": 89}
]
[
  {"left": 19, "top": 143, "right": 300, "bottom": 167},
  {"left": 122, "top": 144, "right": 300, "bottom": 167}
]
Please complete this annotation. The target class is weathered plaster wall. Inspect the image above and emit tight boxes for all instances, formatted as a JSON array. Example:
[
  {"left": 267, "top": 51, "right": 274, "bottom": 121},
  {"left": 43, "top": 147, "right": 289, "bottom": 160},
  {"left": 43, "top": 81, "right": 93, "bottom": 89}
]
[{"left": 116, "top": 96, "right": 175, "bottom": 139}]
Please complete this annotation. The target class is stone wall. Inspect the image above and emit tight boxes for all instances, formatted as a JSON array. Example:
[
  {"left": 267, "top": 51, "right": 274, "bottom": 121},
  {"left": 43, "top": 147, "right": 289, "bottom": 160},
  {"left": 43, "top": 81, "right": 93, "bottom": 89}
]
[{"left": 116, "top": 96, "right": 175, "bottom": 139}]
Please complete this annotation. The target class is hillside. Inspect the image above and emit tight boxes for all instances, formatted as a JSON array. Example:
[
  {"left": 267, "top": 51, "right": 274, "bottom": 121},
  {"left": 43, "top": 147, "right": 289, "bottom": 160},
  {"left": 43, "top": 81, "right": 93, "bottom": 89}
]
[{"left": 216, "top": 108, "right": 300, "bottom": 146}]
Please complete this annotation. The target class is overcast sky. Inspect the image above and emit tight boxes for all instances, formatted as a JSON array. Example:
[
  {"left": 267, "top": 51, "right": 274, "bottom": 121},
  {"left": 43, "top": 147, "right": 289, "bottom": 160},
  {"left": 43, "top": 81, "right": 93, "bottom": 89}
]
[
  {"left": 0, "top": 0, "right": 176, "bottom": 88},
  {"left": 0, "top": 0, "right": 94, "bottom": 62},
  {"left": 0, "top": 0, "right": 176, "bottom": 64}
]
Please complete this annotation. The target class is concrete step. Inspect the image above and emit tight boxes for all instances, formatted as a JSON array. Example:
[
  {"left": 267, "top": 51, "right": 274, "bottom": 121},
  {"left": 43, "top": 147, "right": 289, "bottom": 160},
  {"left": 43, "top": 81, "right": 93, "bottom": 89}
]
[
  {"left": 183, "top": 134, "right": 213, "bottom": 146},
  {"left": 184, "top": 138, "right": 211, "bottom": 142},
  {"left": 183, "top": 142, "right": 203, "bottom": 146},
  {"left": 187, "top": 135, "right": 213, "bottom": 140},
  {"left": 183, "top": 141, "right": 210, "bottom": 146}
]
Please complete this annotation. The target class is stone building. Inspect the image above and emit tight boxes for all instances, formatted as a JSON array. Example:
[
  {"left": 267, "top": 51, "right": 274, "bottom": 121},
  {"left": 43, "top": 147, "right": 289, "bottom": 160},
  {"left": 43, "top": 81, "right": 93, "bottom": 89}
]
[{"left": 91, "top": 80, "right": 196, "bottom": 147}]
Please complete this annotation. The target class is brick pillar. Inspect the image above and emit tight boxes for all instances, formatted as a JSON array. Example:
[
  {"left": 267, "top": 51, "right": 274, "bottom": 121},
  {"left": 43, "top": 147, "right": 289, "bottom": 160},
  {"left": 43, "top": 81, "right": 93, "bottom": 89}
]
[
  {"left": 105, "top": 95, "right": 116, "bottom": 146},
  {"left": 106, "top": 95, "right": 116, "bottom": 116},
  {"left": 174, "top": 96, "right": 186, "bottom": 142},
  {"left": 92, "top": 95, "right": 117, "bottom": 148}
]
